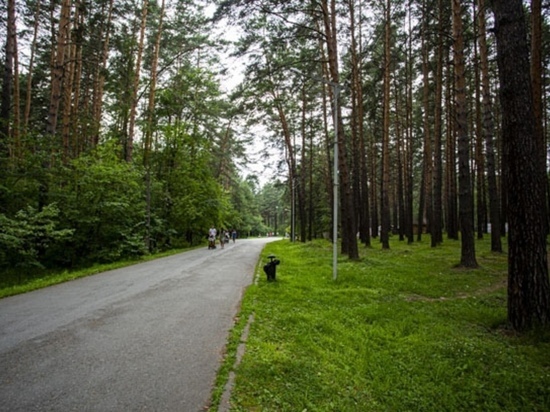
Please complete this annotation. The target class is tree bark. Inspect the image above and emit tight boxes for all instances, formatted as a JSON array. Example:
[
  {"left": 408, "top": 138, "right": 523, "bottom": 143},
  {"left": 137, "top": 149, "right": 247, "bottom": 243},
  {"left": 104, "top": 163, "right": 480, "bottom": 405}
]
[
  {"left": 446, "top": 57, "right": 459, "bottom": 240},
  {"left": 92, "top": 0, "right": 115, "bottom": 147},
  {"left": 492, "top": 0, "right": 550, "bottom": 330},
  {"left": 452, "top": 0, "right": 478, "bottom": 267},
  {"left": 473, "top": 0, "right": 486, "bottom": 241},
  {"left": 1, "top": 0, "right": 16, "bottom": 162},
  {"left": 321, "top": 0, "right": 358, "bottom": 259},
  {"left": 530, "top": 0, "right": 548, "bottom": 234},
  {"left": 348, "top": 0, "right": 370, "bottom": 247},
  {"left": 381, "top": 0, "right": 391, "bottom": 249},
  {"left": 127, "top": 0, "right": 149, "bottom": 162},
  {"left": 61, "top": 4, "right": 76, "bottom": 162},
  {"left": 405, "top": 0, "right": 414, "bottom": 244},
  {"left": 12, "top": 13, "right": 20, "bottom": 162},
  {"left": 478, "top": 0, "right": 502, "bottom": 252},
  {"left": 144, "top": 0, "right": 165, "bottom": 168},
  {"left": 314, "top": 21, "right": 335, "bottom": 243},
  {"left": 371, "top": 124, "right": 379, "bottom": 239},
  {"left": 47, "top": 0, "right": 72, "bottom": 138},
  {"left": 394, "top": 80, "right": 405, "bottom": 242},
  {"left": 431, "top": 0, "right": 444, "bottom": 247},
  {"left": 299, "top": 84, "right": 308, "bottom": 243},
  {"left": 144, "top": 0, "right": 165, "bottom": 252},
  {"left": 418, "top": 0, "right": 432, "bottom": 242},
  {"left": 24, "top": 0, "right": 42, "bottom": 135}
]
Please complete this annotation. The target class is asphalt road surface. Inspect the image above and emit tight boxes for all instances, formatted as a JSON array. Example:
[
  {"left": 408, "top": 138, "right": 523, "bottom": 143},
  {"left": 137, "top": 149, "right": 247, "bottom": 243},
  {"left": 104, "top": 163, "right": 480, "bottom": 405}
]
[{"left": 0, "top": 237, "right": 275, "bottom": 412}]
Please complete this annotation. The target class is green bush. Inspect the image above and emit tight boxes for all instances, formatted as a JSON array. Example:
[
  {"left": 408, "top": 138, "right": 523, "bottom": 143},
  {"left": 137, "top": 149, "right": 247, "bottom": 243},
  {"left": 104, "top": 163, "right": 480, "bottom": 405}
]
[{"left": 0, "top": 203, "right": 73, "bottom": 270}]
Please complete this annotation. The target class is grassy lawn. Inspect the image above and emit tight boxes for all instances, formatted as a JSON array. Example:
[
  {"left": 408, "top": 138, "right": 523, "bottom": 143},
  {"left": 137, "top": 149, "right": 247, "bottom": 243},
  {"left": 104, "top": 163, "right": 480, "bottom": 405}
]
[{"left": 210, "top": 237, "right": 550, "bottom": 411}]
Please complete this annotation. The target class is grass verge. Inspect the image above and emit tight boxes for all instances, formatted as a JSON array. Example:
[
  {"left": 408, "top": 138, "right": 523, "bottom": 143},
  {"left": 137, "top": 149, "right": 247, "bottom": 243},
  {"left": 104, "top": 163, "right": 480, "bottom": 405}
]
[
  {"left": 0, "top": 246, "right": 199, "bottom": 299},
  {"left": 210, "top": 236, "right": 550, "bottom": 411}
]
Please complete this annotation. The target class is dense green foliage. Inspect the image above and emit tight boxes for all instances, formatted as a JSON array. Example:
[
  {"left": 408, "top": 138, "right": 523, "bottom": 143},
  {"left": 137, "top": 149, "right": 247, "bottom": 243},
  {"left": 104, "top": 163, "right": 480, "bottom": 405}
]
[
  {"left": 0, "top": 1, "right": 276, "bottom": 277},
  {"left": 0, "top": 203, "right": 73, "bottom": 270},
  {"left": 0, "top": 137, "right": 270, "bottom": 273},
  {"left": 210, "top": 238, "right": 550, "bottom": 411}
]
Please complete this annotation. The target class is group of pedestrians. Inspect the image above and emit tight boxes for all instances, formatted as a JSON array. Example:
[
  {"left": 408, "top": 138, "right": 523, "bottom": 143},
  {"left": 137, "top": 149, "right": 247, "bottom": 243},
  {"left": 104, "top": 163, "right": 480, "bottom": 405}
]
[{"left": 208, "top": 227, "right": 237, "bottom": 249}]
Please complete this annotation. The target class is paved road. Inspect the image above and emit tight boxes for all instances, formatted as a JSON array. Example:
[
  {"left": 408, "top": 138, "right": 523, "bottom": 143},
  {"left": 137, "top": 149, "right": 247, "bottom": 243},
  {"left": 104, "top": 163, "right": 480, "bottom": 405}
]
[{"left": 0, "top": 237, "right": 275, "bottom": 412}]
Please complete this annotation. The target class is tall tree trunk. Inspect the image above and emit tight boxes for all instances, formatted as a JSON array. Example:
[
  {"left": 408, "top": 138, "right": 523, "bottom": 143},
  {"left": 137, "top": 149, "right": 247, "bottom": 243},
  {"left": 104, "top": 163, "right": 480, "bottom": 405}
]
[
  {"left": 431, "top": 0, "right": 444, "bottom": 247},
  {"left": 418, "top": 0, "right": 432, "bottom": 242},
  {"left": 299, "top": 84, "right": 308, "bottom": 243},
  {"left": 321, "top": 0, "right": 358, "bottom": 259},
  {"left": 316, "top": 24, "right": 335, "bottom": 243},
  {"left": 12, "top": 23, "right": 20, "bottom": 162},
  {"left": 127, "top": 0, "right": 149, "bottom": 162},
  {"left": 492, "top": 0, "right": 550, "bottom": 331},
  {"left": 478, "top": 0, "right": 502, "bottom": 252},
  {"left": 144, "top": 0, "right": 165, "bottom": 168},
  {"left": 1, "top": 0, "right": 16, "bottom": 162},
  {"left": 72, "top": 7, "right": 84, "bottom": 156},
  {"left": 353, "top": 0, "right": 370, "bottom": 247},
  {"left": 271, "top": 89, "right": 297, "bottom": 240},
  {"left": 61, "top": 4, "right": 76, "bottom": 163},
  {"left": 24, "top": 0, "right": 42, "bottom": 135},
  {"left": 381, "top": 0, "right": 391, "bottom": 249},
  {"left": 47, "top": 0, "right": 72, "bottom": 139},
  {"left": 144, "top": 0, "right": 165, "bottom": 252},
  {"left": 473, "top": 0, "right": 487, "bottom": 240},
  {"left": 452, "top": 0, "right": 478, "bottom": 267},
  {"left": 395, "top": 82, "right": 405, "bottom": 242},
  {"left": 530, "top": 0, "right": 548, "bottom": 234},
  {"left": 370, "top": 125, "right": 379, "bottom": 239},
  {"left": 92, "top": 0, "right": 115, "bottom": 146},
  {"left": 360, "top": 125, "right": 371, "bottom": 247},
  {"left": 348, "top": 0, "right": 368, "bottom": 247},
  {"left": 446, "top": 58, "right": 459, "bottom": 240},
  {"left": 217, "top": 117, "right": 234, "bottom": 190},
  {"left": 499, "top": 108, "right": 508, "bottom": 237},
  {"left": 417, "top": 163, "right": 426, "bottom": 241},
  {"left": 405, "top": 0, "right": 414, "bottom": 244},
  {"left": 308, "top": 120, "right": 314, "bottom": 240}
]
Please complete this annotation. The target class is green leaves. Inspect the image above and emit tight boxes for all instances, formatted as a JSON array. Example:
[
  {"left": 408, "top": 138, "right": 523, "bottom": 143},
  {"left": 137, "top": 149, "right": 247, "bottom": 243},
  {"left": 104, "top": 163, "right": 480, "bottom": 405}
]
[
  {"left": 0, "top": 0, "right": 262, "bottom": 276},
  {"left": 61, "top": 145, "right": 147, "bottom": 264},
  {"left": 0, "top": 203, "right": 74, "bottom": 269}
]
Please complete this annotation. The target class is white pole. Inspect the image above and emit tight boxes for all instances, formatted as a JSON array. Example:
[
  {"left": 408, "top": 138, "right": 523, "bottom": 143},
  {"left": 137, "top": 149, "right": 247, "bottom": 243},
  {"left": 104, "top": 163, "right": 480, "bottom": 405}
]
[{"left": 333, "top": 85, "right": 339, "bottom": 280}]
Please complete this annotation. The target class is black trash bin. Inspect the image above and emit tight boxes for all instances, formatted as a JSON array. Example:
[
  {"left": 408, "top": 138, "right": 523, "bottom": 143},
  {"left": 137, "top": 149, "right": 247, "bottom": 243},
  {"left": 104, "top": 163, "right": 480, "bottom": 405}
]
[{"left": 263, "top": 254, "right": 280, "bottom": 281}]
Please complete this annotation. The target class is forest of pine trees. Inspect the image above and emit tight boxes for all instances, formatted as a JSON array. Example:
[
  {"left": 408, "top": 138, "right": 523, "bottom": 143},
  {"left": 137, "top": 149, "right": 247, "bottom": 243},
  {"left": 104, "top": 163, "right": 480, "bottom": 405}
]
[{"left": 1, "top": 0, "right": 549, "bottom": 329}]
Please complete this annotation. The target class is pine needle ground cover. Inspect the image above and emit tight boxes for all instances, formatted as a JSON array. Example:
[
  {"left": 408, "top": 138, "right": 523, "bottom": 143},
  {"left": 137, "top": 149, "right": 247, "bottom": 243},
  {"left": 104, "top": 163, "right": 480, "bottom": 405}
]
[{"left": 212, "top": 238, "right": 550, "bottom": 411}]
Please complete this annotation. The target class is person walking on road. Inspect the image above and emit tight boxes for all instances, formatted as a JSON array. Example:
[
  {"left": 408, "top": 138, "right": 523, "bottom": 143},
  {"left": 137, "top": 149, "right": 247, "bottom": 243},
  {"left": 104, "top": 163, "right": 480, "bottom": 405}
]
[
  {"left": 219, "top": 229, "right": 225, "bottom": 249},
  {"left": 208, "top": 226, "right": 217, "bottom": 249}
]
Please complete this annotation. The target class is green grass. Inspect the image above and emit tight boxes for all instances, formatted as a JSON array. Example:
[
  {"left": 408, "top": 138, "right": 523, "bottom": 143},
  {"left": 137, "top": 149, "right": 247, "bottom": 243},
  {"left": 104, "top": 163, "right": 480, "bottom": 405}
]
[
  {"left": 0, "top": 246, "right": 198, "bottom": 299},
  {"left": 210, "top": 237, "right": 550, "bottom": 411}
]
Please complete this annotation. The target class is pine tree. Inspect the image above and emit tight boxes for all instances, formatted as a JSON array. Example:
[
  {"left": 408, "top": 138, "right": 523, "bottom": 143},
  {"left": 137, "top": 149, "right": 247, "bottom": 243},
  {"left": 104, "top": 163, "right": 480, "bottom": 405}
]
[{"left": 492, "top": 0, "right": 550, "bottom": 330}]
